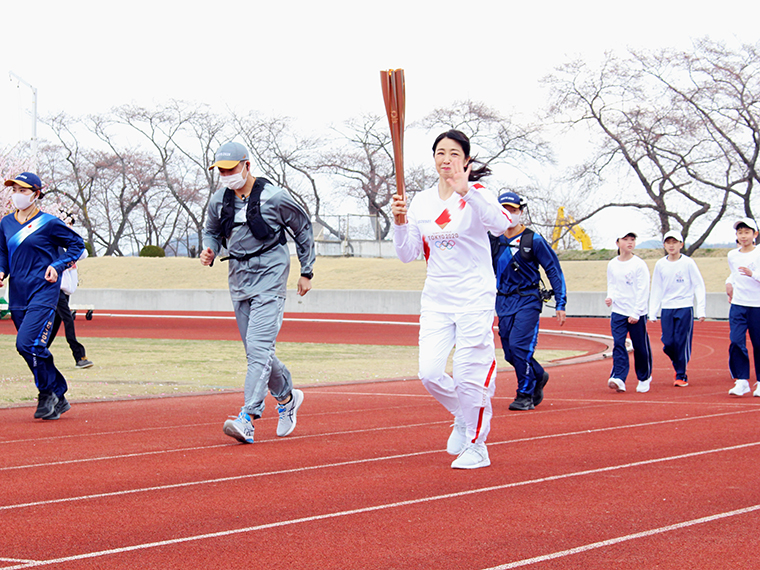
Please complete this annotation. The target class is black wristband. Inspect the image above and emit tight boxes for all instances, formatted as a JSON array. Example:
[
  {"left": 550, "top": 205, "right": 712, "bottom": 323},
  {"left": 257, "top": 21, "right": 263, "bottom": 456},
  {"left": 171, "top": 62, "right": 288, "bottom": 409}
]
[{"left": 300, "top": 271, "right": 313, "bottom": 280}]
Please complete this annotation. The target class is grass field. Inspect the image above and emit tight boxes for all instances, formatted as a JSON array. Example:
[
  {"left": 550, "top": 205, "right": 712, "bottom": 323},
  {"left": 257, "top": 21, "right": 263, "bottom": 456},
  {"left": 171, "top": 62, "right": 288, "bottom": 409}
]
[
  {"left": 72, "top": 251, "right": 732, "bottom": 293},
  {"left": 1, "top": 251, "right": 728, "bottom": 406},
  {"left": 0, "top": 336, "right": 579, "bottom": 405}
]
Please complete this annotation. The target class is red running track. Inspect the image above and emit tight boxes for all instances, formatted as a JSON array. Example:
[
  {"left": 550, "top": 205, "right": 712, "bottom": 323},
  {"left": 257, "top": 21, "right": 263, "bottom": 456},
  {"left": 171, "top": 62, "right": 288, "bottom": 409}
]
[{"left": 0, "top": 316, "right": 758, "bottom": 569}]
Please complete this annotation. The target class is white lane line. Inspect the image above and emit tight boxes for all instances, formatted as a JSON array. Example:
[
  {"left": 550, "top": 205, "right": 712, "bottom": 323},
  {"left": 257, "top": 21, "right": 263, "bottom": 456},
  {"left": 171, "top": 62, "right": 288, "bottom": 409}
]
[
  {"left": 2, "top": 416, "right": 759, "bottom": 511},
  {"left": 2, "top": 442, "right": 759, "bottom": 569},
  {"left": 0, "top": 401, "right": 430, "bottom": 446},
  {"left": 2, "top": 407, "right": 758, "bottom": 473},
  {"left": 93, "top": 313, "right": 420, "bottom": 326},
  {"left": 481, "top": 504, "right": 760, "bottom": 569}
]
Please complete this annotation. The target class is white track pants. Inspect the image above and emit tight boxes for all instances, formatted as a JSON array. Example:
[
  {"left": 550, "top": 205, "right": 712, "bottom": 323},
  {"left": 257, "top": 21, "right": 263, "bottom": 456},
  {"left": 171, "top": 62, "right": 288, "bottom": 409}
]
[{"left": 418, "top": 309, "right": 498, "bottom": 444}]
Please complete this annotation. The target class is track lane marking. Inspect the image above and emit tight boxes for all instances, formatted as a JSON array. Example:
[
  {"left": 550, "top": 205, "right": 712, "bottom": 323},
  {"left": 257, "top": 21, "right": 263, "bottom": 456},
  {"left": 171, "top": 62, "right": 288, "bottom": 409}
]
[
  {"left": 2, "top": 407, "right": 758, "bottom": 473},
  {"left": 481, "top": 504, "right": 760, "bottom": 569},
  {"left": 2, "top": 442, "right": 759, "bottom": 569},
  {"left": 2, "top": 411, "right": 759, "bottom": 509}
]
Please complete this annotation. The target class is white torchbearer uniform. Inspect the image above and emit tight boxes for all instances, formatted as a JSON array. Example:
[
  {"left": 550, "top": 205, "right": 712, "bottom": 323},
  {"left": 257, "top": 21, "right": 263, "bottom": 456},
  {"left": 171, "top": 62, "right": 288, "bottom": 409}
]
[{"left": 393, "top": 183, "right": 511, "bottom": 444}]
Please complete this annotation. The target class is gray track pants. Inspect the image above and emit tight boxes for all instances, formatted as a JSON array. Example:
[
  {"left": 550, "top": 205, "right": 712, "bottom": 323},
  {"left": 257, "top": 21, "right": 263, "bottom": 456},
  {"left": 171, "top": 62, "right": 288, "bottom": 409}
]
[{"left": 232, "top": 295, "right": 293, "bottom": 418}]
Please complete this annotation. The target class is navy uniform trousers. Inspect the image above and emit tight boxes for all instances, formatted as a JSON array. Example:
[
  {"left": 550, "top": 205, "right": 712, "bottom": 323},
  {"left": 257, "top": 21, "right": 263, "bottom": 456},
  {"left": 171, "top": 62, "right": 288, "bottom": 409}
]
[
  {"left": 12, "top": 306, "right": 68, "bottom": 397},
  {"left": 610, "top": 312, "right": 653, "bottom": 383},
  {"left": 728, "top": 304, "right": 760, "bottom": 381},
  {"left": 660, "top": 307, "right": 694, "bottom": 381}
]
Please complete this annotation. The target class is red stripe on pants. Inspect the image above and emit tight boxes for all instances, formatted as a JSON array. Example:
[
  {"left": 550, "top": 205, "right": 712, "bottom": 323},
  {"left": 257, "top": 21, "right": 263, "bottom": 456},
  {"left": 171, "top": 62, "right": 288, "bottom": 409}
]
[{"left": 472, "top": 359, "right": 497, "bottom": 443}]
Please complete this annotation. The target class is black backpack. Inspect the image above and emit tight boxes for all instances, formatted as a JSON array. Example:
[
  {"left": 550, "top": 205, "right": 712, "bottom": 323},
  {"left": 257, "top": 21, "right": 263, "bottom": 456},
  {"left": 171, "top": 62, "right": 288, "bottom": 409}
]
[
  {"left": 219, "top": 177, "right": 286, "bottom": 262},
  {"left": 490, "top": 228, "right": 535, "bottom": 267}
]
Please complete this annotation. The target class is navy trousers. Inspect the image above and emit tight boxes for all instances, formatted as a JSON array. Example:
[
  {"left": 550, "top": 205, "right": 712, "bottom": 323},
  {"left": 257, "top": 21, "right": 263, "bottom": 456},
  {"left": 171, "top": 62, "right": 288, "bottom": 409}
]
[
  {"left": 728, "top": 304, "right": 760, "bottom": 381},
  {"left": 498, "top": 307, "right": 544, "bottom": 395},
  {"left": 660, "top": 307, "right": 694, "bottom": 380},
  {"left": 610, "top": 312, "right": 652, "bottom": 383},
  {"left": 11, "top": 306, "right": 68, "bottom": 397}
]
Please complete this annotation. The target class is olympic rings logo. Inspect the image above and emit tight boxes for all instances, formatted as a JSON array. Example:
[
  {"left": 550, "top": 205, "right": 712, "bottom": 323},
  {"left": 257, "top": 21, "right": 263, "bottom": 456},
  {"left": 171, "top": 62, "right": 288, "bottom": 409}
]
[{"left": 435, "top": 240, "right": 456, "bottom": 250}]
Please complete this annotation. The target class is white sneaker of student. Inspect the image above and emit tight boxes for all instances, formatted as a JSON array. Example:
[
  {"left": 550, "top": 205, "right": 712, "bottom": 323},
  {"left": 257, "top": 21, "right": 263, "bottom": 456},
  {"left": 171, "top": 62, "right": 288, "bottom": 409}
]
[
  {"left": 276, "top": 389, "right": 304, "bottom": 437},
  {"left": 636, "top": 378, "right": 652, "bottom": 393},
  {"left": 608, "top": 378, "right": 626, "bottom": 392},
  {"left": 446, "top": 419, "right": 468, "bottom": 456},
  {"left": 451, "top": 442, "right": 490, "bottom": 469},
  {"left": 729, "top": 379, "right": 750, "bottom": 397},
  {"left": 754, "top": 383, "right": 760, "bottom": 398}
]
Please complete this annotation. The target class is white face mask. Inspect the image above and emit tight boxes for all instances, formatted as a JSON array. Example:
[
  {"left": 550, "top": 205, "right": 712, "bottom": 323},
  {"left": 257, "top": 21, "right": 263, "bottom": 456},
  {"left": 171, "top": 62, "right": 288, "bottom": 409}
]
[
  {"left": 12, "top": 192, "right": 36, "bottom": 211},
  {"left": 508, "top": 211, "right": 523, "bottom": 229},
  {"left": 220, "top": 164, "right": 248, "bottom": 190}
]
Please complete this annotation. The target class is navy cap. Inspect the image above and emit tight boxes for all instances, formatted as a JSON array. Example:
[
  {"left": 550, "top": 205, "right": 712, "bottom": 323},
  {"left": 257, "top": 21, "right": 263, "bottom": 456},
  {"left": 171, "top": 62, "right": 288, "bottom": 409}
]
[
  {"left": 4, "top": 172, "right": 42, "bottom": 191},
  {"left": 498, "top": 191, "right": 524, "bottom": 208}
]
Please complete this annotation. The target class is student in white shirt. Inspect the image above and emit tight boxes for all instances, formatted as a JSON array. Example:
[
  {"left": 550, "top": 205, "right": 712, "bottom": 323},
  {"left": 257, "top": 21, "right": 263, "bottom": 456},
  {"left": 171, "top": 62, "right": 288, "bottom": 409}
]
[
  {"left": 605, "top": 231, "right": 653, "bottom": 393},
  {"left": 648, "top": 230, "right": 706, "bottom": 387},
  {"left": 392, "top": 130, "right": 511, "bottom": 470},
  {"left": 725, "top": 217, "right": 760, "bottom": 397}
]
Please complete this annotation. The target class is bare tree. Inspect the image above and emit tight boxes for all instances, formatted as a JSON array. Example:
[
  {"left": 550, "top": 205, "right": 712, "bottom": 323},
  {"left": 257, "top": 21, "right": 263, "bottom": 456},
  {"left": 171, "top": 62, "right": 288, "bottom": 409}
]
[
  {"left": 41, "top": 113, "right": 100, "bottom": 250},
  {"left": 543, "top": 53, "right": 732, "bottom": 254},
  {"left": 318, "top": 114, "right": 402, "bottom": 240},
  {"left": 111, "top": 101, "right": 230, "bottom": 255},
  {"left": 232, "top": 112, "right": 349, "bottom": 239},
  {"left": 417, "top": 100, "right": 553, "bottom": 178},
  {"left": 638, "top": 38, "right": 760, "bottom": 223}
]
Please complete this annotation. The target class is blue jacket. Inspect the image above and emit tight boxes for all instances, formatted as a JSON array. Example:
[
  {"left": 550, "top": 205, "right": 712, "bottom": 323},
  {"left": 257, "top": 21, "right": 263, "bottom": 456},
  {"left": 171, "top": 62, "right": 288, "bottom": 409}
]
[
  {"left": 491, "top": 229, "right": 567, "bottom": 316},
  {"left": 0, "top": 212, "right": 85, "bottom": 311}
]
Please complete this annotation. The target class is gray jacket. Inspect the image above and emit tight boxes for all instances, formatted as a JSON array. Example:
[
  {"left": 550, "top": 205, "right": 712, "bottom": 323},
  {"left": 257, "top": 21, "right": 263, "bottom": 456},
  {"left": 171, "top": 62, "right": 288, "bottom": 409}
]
[{"left": 203, "top": 180, "right": 315, "bottom": 300}]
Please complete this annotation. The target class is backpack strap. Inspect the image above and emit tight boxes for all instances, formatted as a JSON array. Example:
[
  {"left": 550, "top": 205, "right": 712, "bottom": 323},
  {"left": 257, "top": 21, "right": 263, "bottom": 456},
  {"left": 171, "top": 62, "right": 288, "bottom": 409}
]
[{"left": 518, "top": 228, "right": 535, "bottom": 263}]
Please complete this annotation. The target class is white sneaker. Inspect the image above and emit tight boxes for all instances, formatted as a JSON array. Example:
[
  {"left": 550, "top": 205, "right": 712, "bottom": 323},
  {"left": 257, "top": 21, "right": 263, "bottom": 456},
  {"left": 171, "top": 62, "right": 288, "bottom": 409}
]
[
  {"left": 446, "top": 419, "right": 468, "bottom": 456},
  {"left": 636, "top": 378, "right": 651, "bottom": 393},
  {"left": 276, "top": 389, "right": 304, "bottom": 437},
  {"left": 451, "top": 442, "right": 490, "bottom": 469},
  {"left": 729, "top": 380, "right": 750, "bottom": 397},
  {"left": 223, "top": 410, "right": 254, "bottom": 444},
  {"left": 608, "top": 378, "right": 626, "bottom": 392},
  {"left": 754, "top": 383, "right": 760, "bottom": 398}
]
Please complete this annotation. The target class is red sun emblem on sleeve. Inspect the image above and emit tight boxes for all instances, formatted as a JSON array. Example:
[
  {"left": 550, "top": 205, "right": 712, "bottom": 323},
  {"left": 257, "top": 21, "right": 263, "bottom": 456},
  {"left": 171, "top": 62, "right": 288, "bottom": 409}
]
[{"left": 435, "top": 209, "right": 451, "bottom": 229}]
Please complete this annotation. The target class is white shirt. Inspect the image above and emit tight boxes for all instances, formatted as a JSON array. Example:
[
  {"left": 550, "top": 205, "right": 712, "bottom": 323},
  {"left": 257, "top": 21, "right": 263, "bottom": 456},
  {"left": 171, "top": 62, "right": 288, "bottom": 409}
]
[
  {"left": 393, "top": 183, "right": 511, "bottom": 313},
  {"left": 607, "top": 255, "right": 650, "bottom": 318},
  {"left": 726, "top": 247, "right": 760, "bottom": 307},
  {"left": 649, "top": 255, "right": 707, "bottom": 319}
]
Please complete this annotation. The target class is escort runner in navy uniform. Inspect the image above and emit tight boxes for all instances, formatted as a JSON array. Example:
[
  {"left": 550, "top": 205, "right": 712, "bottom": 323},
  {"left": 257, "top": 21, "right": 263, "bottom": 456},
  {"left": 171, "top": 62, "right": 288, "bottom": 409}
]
[
  {"left": 201, "top": 142, "right": 315, "bottom": 444},
  {"left": 490, "top": 192, "right": 567, "bottom": 411},
  {"left": 0, "top": 172, "right": 85, "bottom": 420}
]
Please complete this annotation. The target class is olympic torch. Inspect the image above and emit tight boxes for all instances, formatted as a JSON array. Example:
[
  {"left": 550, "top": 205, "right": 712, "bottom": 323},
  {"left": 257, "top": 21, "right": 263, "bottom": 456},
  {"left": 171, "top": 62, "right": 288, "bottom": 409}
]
[{"left": 380, "top": 68, "right": 406, "bottom": 223}]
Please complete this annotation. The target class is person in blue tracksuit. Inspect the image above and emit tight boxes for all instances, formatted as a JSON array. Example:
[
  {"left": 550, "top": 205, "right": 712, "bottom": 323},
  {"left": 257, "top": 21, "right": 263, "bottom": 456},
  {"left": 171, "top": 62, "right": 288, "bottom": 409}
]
[
  {"left": 725, "top": 217, "right": 760, "bottom": 398},
  {"left": 0, "top": 172, "right": 85, "bottom": 420},
  {"left": 491, "top": 192, "right": 567, "bottom": 411}
]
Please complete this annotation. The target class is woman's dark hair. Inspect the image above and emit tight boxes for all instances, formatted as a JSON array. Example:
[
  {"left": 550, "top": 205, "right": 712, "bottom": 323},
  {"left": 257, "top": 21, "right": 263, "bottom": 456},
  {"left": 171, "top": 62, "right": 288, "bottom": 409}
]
[{"left": 432, "top": 129, "right": 492, "bottom": 182}]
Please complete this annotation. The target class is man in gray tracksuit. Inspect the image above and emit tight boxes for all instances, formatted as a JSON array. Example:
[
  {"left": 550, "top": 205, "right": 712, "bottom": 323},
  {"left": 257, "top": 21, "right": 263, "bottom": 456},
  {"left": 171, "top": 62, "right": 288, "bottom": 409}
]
[{"left": 201, "top": 141, "right": 315, "bottom": 444}]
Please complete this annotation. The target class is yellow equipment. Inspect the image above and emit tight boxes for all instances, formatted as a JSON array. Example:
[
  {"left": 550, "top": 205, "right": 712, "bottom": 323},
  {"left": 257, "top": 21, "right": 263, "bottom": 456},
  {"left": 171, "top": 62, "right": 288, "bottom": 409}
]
[{"left": 552, "top": 207, "right": 592, "bottom": 250}]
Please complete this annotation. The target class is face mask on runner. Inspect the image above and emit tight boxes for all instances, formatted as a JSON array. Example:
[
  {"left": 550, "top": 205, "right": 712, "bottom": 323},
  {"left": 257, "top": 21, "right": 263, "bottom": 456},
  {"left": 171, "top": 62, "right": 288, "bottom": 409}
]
[
  {"left": 220, "top": 164, "right": 248, "bottom": 190},
  {"left": 508, "top": 211, "right": 522, "bottom": 229},
  {"left": 12, "top": 192, "right": 36, "bottom": 211}
]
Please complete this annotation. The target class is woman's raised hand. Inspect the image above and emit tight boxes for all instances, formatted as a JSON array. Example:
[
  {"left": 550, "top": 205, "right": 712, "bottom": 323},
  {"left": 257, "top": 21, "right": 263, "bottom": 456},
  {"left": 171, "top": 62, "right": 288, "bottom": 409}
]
[{"left": 445, "top": 158, "right": 472, "bottom": 197}]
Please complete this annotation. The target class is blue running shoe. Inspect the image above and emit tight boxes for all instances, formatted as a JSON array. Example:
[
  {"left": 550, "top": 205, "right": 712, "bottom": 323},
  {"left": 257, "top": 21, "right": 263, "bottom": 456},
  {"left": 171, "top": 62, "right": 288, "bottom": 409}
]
[{"left": 223, "top": 410, "right": 254, "bottom": 444}]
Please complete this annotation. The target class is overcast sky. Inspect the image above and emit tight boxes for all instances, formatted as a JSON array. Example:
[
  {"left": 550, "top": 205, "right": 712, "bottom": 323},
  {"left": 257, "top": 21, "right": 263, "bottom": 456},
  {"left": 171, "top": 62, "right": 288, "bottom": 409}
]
[{"left": 3, "top": 0, "right": 758, "bottom": 246}]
